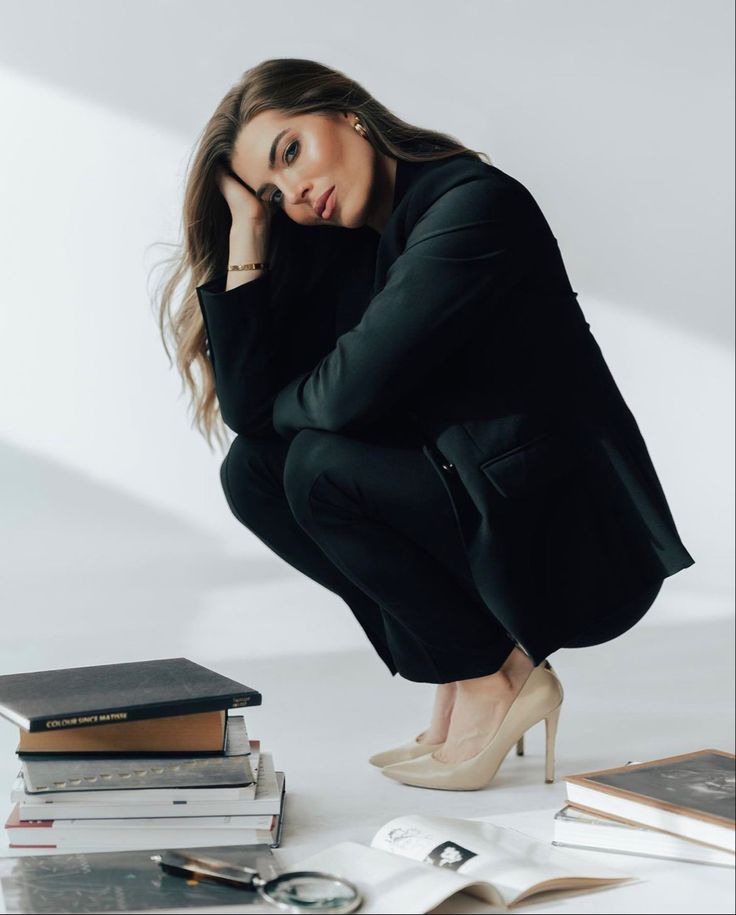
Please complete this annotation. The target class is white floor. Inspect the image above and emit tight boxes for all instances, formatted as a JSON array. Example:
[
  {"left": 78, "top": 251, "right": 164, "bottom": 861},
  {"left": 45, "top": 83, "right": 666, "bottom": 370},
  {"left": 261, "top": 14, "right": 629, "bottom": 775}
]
[{"left": 0, "top": 516, "right": 733, "bottom": 913}]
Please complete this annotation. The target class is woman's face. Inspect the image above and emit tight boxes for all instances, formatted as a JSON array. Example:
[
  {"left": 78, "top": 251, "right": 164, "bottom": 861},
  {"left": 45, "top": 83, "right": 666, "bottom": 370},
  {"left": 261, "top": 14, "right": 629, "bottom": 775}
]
[{"left": 230, "top": 109, "right": 381, "bottom": 230}]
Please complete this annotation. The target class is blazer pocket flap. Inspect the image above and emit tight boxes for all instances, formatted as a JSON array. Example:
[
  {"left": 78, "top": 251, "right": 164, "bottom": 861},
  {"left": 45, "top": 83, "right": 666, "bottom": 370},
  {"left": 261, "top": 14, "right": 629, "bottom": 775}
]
[{"left": 479, "top": 429, "right": 585, "bottom": 499}]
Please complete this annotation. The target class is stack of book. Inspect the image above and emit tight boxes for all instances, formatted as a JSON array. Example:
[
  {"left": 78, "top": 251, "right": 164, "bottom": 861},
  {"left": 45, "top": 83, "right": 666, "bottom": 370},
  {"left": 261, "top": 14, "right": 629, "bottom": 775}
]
[
  {"left": 553, "top": 748, "right": 735, "bottom": 867},
  {"left": 0, "top": 657, "right": 286, "bottom": 851}
]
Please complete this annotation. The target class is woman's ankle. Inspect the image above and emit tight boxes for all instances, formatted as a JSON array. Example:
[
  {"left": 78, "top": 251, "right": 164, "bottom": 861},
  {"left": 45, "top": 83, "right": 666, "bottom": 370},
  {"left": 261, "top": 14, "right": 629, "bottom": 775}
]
[
  {"left": 455, "top": 648, "right": 534, "bottom": 695},
  {"left": 419, "top": 682, "right": 457, "bottom": 743},
  {"left": 500, "top": 645, "right": 536, "bottom": 685}
]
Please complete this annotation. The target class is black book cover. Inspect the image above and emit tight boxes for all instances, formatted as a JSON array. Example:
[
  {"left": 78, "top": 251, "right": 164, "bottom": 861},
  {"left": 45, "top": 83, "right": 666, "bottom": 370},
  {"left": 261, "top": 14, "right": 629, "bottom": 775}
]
[{"left": 0, "top": 658, "right": 262, "bottom": 733}]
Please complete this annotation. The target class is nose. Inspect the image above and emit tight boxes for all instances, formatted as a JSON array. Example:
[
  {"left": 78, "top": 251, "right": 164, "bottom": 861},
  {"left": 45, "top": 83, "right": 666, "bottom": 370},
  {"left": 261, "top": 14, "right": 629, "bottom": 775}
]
[{"left": 281, "top": 174, "right": 312, "bottom": 209}]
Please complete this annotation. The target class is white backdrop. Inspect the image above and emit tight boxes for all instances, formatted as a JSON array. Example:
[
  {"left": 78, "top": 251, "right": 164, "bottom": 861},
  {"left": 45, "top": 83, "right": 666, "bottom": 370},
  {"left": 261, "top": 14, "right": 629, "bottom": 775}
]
[{"left": 0, "top": 0, "right": 733, "bottom": 673}]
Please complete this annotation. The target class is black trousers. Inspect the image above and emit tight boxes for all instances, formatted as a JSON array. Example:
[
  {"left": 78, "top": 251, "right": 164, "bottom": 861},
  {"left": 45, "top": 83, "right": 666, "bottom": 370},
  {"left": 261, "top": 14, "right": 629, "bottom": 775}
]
[{"left": 219, "top": 427, "right": 664, "bottom": 684}]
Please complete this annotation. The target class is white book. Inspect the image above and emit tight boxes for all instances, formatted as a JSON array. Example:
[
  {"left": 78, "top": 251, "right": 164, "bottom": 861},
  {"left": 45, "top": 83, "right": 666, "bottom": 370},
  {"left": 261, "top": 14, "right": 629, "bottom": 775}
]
[
  {"left": 553, "top": 804, "right": 735, "bottom": 867},
  {"left": 13, "top": 753, "right": 282, "bottom": 820},
  {"left": 288, "top": 813, "right": 634, "bottom": 912},
  {"left": 563, "top": 749, "right": 735, "bottom": 853},
  {"left": 5, "top": 773, "right": 285, "bottom": 851}
]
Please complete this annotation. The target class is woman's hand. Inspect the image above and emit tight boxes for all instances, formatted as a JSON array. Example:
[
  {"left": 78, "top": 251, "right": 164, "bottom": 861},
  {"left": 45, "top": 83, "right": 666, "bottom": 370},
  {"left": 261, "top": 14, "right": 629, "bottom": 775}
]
[{"left": 215, "top": 163, "right": 271, "bottom": 229}]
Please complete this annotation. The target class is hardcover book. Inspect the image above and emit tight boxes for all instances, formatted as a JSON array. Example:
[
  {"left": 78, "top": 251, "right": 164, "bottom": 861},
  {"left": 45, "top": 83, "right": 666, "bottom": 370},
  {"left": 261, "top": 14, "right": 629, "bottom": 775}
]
[
  {"left": 11, "top": 748, "right": 287, "bottom": 820},
  {"left": 563, "top": 748, "right": 735, "bottom": 853},
  {"left": 552, "top": 803, "right": 735, "bottom": 867},
  {"left": 5, "top": 772, "right": 286, "bottom": 851},
  {"left": 17, "top": 709, "right": 228, "bottom": 756},
  {"left": 0, "top": 843, "right": 276, "bottom": 913},
  {"left": 0, "top": 657, "right": 261, "bottom": 733},
  {"left": 12, "top": 749, "right": 263, "bottom": 812},
  {"left": 20, "top": 715, "right": 253, "bottom": 792}
]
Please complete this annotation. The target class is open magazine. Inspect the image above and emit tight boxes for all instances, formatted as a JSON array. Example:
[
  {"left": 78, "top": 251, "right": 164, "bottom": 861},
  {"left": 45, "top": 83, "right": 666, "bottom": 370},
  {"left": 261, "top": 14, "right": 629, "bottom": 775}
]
[{"left": 291, "top": 813, "right": 636, "bottom": 912}]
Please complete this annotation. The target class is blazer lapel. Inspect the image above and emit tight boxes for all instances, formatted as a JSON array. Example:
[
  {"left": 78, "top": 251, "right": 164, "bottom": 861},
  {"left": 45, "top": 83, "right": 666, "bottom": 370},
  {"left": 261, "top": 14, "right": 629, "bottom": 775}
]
[
  {"left": 371, "top": 153, "right": 491, "bottom": 297},
  {"left": 371, "top": 157, "right": 422, "bottom": 297}
]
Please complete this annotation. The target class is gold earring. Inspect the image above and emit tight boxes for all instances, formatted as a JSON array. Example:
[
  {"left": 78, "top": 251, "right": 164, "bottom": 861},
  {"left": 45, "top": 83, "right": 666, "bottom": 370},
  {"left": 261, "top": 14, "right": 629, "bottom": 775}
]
[{"left": 353, "top": 119, "right": 368, "bottom": 138}]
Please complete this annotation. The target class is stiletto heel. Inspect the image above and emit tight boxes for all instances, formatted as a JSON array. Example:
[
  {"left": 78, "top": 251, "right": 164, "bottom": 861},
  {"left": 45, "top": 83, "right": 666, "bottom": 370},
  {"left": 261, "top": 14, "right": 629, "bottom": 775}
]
[
  {"left": 516, "top": 734, "right": 524, "bottom": 756},
  {"left": 544, "top": 704, "right": 561, "bottom": 783}
]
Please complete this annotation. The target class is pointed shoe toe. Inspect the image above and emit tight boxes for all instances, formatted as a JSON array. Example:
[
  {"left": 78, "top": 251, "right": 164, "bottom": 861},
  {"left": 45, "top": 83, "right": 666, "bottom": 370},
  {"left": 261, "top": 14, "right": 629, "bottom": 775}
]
[
  {"left": 380, "top": 660, "right": 564, "bottom": 790},
  {"left": 380, "top": 752, "right": 468, "bottom": 789},
  {"left": 368, "top": 733, "right": 444, "bottom": 768}
]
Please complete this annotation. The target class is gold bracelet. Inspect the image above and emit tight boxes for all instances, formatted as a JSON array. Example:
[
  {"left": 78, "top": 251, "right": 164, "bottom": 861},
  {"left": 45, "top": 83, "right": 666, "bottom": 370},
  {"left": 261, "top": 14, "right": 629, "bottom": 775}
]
[{"left": 227, "top": 262, "right": 268, "bottom": 272}]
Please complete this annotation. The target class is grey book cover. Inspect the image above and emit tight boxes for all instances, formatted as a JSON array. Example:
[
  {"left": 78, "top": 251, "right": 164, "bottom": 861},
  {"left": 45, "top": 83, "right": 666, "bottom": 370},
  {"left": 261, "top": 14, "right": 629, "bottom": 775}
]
[{"left": 0, "top": 843, "right": 274, "bottom": 913}]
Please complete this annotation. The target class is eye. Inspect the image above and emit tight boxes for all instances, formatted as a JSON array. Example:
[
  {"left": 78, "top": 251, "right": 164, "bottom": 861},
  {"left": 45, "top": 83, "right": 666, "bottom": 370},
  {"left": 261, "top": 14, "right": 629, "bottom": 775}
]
[{"left": 267, "top": 140, "right": 299, "bottom": 210}]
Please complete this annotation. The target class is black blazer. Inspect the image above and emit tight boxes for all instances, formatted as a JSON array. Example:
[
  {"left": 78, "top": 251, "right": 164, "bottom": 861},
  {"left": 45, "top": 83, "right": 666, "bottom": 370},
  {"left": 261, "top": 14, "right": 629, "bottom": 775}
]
[{"left": 197, "top": 152, "right": 695, "bottom": 664}]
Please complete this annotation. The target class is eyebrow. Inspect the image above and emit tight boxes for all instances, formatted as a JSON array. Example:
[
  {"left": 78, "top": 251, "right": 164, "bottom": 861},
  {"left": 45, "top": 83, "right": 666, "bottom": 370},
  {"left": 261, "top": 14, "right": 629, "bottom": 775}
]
[{"left": 254, "top": 128, "right": 290, "bottom": 201}]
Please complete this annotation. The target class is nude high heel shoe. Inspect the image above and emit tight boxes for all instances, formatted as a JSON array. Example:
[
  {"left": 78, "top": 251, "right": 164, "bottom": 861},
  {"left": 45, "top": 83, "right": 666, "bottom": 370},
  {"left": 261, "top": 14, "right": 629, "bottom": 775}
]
[
  {"left": 380, "top": 660, "right": 563, "bottom": 790},
  {"left": 368, "top": 731, "right": 445, "bottom": 768}
]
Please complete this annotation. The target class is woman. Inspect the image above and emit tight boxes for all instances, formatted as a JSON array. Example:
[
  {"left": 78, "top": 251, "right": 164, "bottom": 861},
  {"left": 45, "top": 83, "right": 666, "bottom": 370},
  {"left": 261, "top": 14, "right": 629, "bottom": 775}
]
[{"left": 155, "top": 58, "right": 695, "bottom": 791}]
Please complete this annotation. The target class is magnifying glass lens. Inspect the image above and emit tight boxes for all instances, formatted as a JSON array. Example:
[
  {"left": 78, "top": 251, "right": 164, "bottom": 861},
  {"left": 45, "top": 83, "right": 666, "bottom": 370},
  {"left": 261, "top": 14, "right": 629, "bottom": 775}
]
[{"left": 265, "top": 873, "right": 360, "bottom": 911}]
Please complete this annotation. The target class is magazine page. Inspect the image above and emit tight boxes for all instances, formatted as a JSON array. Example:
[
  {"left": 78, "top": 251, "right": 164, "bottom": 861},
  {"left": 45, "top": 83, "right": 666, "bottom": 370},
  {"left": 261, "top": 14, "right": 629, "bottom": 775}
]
[
  {"left": 288, "top": 840, "right": 503, "bottom": 914},
  {"left": 370, "top": 814, "right": 635, "bottom": 907}
]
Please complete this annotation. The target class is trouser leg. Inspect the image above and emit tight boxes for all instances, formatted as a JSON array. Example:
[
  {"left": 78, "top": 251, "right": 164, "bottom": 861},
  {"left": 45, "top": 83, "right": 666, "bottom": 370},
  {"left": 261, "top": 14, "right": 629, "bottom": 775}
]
[
  {"left": 220, "top": 433, "right": 399, "bottom": 675},
  {"left": 562, "top": 578, "right": 664, "bottom": 647},
  {"left": 282, "top": 429, "right": 517, "bottom": 684}
]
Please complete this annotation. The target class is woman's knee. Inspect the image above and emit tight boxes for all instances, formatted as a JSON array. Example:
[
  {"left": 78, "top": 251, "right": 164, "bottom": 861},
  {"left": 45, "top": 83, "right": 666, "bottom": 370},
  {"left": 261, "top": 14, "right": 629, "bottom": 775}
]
[
  {"left": 283, "top": 428, "right": 343, "bottom": 524},
  {"left": 220, "top": 433, "right": 287, "bottom": 526}
]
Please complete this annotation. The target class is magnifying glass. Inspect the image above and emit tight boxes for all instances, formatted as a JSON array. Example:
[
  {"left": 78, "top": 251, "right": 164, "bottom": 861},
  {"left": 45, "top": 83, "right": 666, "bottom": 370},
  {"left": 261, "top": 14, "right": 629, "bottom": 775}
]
[{"left": 151, "top": 849, "right": 363, "bottom": 914}]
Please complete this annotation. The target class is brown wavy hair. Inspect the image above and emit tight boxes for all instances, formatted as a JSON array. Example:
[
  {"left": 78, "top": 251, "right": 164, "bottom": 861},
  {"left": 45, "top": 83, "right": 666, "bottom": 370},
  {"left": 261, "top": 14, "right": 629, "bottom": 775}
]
[{"left": 150, "top": 57, "right": 490, "bottom": 453}]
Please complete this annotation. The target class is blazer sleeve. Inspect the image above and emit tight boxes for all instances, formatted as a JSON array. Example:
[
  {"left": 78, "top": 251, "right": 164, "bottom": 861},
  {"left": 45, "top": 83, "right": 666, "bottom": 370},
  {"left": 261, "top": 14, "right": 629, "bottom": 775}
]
[
  {"left": 196, "top": 227, "right": 345, "bottom": 438},
  {"left": 271, "top": 179, "right": 523, "bottom": 442},
  {"left": 196, "top": 270, "right": 286, "bottom": 438}
]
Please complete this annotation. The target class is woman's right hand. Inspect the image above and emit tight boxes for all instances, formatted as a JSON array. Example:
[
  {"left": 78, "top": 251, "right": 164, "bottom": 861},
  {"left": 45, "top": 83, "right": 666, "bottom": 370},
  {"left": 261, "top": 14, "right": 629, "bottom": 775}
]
[{"left": 214, "top": 163, "right": 272, "bottom": 228}]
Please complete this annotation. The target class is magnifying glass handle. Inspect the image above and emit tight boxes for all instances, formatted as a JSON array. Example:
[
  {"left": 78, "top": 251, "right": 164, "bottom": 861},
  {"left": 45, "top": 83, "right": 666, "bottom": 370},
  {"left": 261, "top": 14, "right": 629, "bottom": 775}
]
[
  {"left": 152, "top": 851, "right": 260, "bottom": 887},
  {"left": 162, "top": 850, "right": 260, "bottom": 877}
]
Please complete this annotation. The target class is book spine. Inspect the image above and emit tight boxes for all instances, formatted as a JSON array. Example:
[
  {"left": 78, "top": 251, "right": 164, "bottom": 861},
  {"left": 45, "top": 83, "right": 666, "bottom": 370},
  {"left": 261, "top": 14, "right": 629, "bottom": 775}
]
[{"left": 24, "top": 692, "right": 262, "bottom": 733}]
